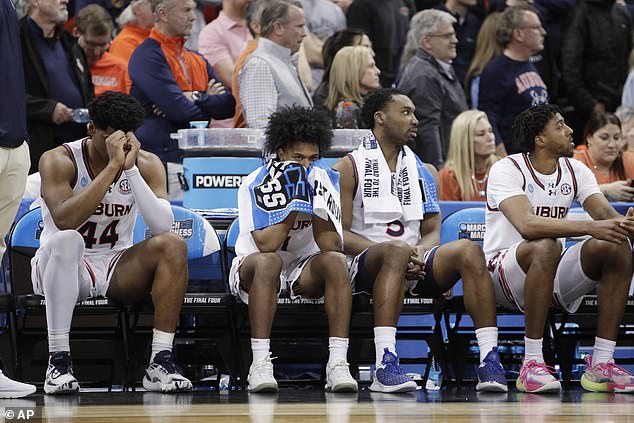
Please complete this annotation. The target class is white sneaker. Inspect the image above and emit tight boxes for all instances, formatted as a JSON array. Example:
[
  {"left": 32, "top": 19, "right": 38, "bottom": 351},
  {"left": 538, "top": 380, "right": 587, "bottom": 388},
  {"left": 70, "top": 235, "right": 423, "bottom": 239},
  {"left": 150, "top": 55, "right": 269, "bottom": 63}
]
[
  {"left": 0, "top": 371, "right": 36, "bottom": 398},
  {"left": 248, "top": 354, "right": 278, "bottom": 393},
  {"left": 44, "top": 352, "right": 80, "bottom": 395},
  {"left": 142, "top": 350, "right": 193, "bottom": 393},
  {"left": 325, "top": 360, "right": 358, "bottom": 392}
]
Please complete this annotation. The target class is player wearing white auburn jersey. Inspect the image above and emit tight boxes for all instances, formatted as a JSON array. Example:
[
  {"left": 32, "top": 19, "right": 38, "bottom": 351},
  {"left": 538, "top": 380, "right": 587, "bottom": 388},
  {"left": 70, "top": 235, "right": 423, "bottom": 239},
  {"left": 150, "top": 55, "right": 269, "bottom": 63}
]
[
  {"left": 484, "top": 104, "right": 634, "bottom": 394},
  {"left": 334, "top": 88, "right": 506, "bottom": 393},
  {"left": 35, "top": 92, "right": 192, "bottom": 394}
]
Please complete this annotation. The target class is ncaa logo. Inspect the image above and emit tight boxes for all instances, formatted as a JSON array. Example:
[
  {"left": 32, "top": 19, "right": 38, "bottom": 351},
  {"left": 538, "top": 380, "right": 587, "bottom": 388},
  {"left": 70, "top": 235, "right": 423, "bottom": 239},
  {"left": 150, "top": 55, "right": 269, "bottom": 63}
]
[
  {"left": 527, "top": 184, "right": 534, "bottom": 193},
  {"left": 561, "top": 183, "right": 572, "bottom": 195},
  {"left": 119, "top": 179, "right": 132, "bottom": 194},
  {"left": 81, "top": 177, "right": 88, "bottom": 187}
]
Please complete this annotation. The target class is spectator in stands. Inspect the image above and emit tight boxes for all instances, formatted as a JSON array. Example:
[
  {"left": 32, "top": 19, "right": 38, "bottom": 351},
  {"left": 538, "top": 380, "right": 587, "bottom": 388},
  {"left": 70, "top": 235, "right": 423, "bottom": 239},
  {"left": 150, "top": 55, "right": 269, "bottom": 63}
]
[
  {"left": 616, "top": 106, "right": 634, "bottom": 151},
  {"left": 230, "top": 105, "right": 358, "bottom": 393},
  {"left": 479, "top": 5, "right": 548, "bottom": 154},
  {"left": 74, "top": 0, "right": 129, "bottom": 22},
  {"left": 238, "top": 0, "right": 312, "bottom": 129},
  {"left": 464, "top": 12, "right": 502, "bottom": 109},
  {"left": 347, "top": 0, "right": 412, "bottom": 87},
  {"left": 323, "top": 46, "right": 380, "bottom": 128},
  {"left": 36, "top": 91, "right": 193, "bottom": 395},
  {"left": 621, "top": 50, "right": 634, "bottom": 109},
  {"left": 397, "top": 9, "right": 468, "bottom": 168},
  {"left": 312, "top": 28, "right": 373, "bottom": 108},
  {"left": 574, "top": 113, "right": 634, "bottom": 202},
  {"left": 434, "top": 0, "right": 483, "bottom": 89},
  {"left": 0, "top": 0, "right": 38, "bottom": 399},
  {"left": 485, "top": 104, "right": 634, "bottom": 394},
  {"left": 300, "top": 0, "right": 346, "bottom": 90},
  {"left": 19, "top": 0, "right": 94, "bottom": 174},
  {"left": 333, "top": 88, "right": 506, "bottom": 394},
  {"left": 109, "top": 0, "right": 153, "bottom": 64},
  {"left": 198, "top": 0, "right": 252, "bottom": 127},
  {"left": 440, "top": 110, "right": 499, "bottom": 201},
  {"left": 129, "top": 0, "right": 235, "bottom": 199},
  {"left": 74, "top": 4, "right": 131, "bottom": 96},
  {"left": 562, "top": 0, "right": 632, "bottom": 120},
  {"left": 330, "top": 0, "right": 352, "bottom": 14}
]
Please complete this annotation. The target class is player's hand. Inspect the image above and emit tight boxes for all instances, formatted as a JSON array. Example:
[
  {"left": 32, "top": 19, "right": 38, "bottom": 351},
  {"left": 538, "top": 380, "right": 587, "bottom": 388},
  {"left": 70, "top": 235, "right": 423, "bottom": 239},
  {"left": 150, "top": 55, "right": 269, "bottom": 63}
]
[
  {"left": 105, "top": 130, "right": 127, "bottom": 168},
  {"left": 603, "top": 180, "right": 634, "bottom": 201},
  {"left": 206, "top": 79, "right": 226, "bottom": 96},
  {"left": 123, "top": 132, "right": 141, "bottom": 170},
  {"left": 588, "top": 218, "right": 630, "bottom": 244},
  {"left": 52, "top": 102, "right": 73, "bottom": 125},
  {"left": 406, "top": 246, "right": 426, "bottom": 279}
]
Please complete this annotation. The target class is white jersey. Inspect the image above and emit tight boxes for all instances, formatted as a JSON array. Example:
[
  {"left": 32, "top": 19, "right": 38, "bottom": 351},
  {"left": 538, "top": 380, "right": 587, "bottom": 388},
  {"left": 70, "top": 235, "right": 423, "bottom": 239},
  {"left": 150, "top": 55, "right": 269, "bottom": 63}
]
[
  {"left": 39, "top": 138, "right": 138, "bottom": 254},
  {"left": 483, "top": 153, "right": 600, "bottom": 257},
  {"left": 236, "top": 166, "right": 319, "bottom": 268}
]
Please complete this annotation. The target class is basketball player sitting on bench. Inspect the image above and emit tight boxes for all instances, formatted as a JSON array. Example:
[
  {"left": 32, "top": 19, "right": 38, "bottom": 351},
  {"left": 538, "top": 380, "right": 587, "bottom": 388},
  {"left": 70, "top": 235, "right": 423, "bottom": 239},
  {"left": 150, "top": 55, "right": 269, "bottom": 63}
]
[
  {"left": 229, "top": 105, "right": 358, "bottom": 393},
  {"left": 35, "top": 92, "right": 192, "bottom": 394}
]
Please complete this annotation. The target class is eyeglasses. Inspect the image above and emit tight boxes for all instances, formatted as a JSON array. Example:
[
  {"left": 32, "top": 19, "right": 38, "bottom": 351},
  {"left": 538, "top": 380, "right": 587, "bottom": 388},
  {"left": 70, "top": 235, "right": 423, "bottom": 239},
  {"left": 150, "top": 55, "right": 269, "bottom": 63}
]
[
  {"left": 518, "top": 25, "right": 545, "bottom": 32},
  {"left": 427, "top": 31, "right": 456, "bottom": 40}
]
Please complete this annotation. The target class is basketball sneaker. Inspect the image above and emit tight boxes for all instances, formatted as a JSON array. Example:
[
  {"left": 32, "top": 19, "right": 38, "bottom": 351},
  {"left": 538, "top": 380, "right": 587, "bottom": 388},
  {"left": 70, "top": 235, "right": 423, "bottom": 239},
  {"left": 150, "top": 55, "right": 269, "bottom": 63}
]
[
  {"left": 0, "top": 371, "right": 36, "bottom": 398},
  {"left": 516, "top": 359, "right": 561, "bottom": 393},
  {"left": 476, "top": 347, "right": 508, "bottom": 392},
  {"left": 369, "top": 348, "right": 417, "bottom": 393},
  {"left": 325, "top": 360, "right": 358, "bottom": 392},
  {"left": 143, "top": 350, "right": 193, "bottom": 393},
  {"left": 44, "top": 352, "right": 80, "bottom": 395},
  {"left": 248, "top": 353, "right": 278, "bottom": 393},
  {"left": 581, "top": 355, "right": 634, "bottom": 393}
]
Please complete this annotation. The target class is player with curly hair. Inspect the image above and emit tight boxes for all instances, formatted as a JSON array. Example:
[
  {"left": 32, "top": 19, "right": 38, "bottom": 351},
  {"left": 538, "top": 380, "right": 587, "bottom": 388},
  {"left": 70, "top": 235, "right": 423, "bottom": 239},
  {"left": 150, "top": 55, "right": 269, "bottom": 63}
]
[
  {"left": 35, "top": 91, "right": 192, "bottom": 394},
  {"left": 229, "top": 105, "right": 358, "bottom": 393}
]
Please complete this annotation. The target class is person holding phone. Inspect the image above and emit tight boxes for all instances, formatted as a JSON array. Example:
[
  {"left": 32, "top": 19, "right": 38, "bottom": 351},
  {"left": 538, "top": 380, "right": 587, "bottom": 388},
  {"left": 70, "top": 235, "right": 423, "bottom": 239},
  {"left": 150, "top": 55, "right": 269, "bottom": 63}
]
[{"left": 574, "top": 112, "right": 634, "bottom": 202}]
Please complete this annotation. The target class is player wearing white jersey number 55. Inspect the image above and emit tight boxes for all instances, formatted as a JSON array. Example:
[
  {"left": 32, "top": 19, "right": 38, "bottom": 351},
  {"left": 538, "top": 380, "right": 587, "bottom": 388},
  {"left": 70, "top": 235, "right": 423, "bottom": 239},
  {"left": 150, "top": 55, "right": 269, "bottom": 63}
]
[
  {"left": 35, "top": 92, "right": 192, "bottom": 395},
  {"left": 484, "top": 104, "right": 634, "bottom": 394}
]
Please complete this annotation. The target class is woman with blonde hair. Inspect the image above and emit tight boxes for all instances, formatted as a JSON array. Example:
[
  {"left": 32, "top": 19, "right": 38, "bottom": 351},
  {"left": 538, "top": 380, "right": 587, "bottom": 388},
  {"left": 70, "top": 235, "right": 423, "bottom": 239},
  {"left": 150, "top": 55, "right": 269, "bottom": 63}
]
[
  {"left": 465, "top": 12, "right": 502, "bottom": 109},
  {"left": 324, "top": 45, "right": 380, "bottom": 128},
  {"left": 440, "top": 110, "right": 499, "bottom": 201}
]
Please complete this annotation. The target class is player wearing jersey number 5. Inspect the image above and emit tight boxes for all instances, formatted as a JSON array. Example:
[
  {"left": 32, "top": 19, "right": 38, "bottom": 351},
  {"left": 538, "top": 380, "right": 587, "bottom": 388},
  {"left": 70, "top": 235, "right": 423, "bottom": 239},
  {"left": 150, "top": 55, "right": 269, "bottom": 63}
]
[
  {"left": 229, "top": 105, "right": 357, "bottom": 393},
  {"left": 484, "top": 104, "right": 634, "bottom": 394},
  {"left": 35, "top": 91, "right": 192, "bottom": 395}
]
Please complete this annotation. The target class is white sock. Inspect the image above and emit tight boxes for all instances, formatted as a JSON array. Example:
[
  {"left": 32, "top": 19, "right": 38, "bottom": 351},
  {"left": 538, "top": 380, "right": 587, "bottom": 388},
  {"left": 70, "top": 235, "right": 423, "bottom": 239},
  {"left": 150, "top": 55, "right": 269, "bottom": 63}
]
[
  {"left": 48, "top": 328, "right": 70, "bottom": 353},
  {"left": 328, "top": 337, "right": 349, "bottom": 363},
  {"left": 374, "top": 326, "right": 397, "bottom": 368},
  {"left": 592, "top": 337, "right": 616, "bottom": 367},
  {"left": 475, "top": 327, "right": 498, "bottom": 363},
  {"left": 151, "top": 329, "right": 174, "bottom": 362},
  {"left": 251, "top": 338, "right": 271, "bottom": 362},
  {"left": 524, "top": 337, "right": 544, "bottom": 364}
]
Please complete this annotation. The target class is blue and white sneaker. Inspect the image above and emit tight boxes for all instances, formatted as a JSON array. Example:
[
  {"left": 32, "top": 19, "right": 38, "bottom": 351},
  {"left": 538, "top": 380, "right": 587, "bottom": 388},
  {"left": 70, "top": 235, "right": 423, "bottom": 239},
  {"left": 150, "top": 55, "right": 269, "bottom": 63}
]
[
  {"left": 369, "top": 348, "right": 417, "bottom": 393},
  {"left": 44, "top": 352, "right": 80, "bottom": 395},
  {"left": 143, "top": 350, "right": 193, "bottom": 393},
  {"left": 476, "top": 347, "right": 508, "bottom": 392}
]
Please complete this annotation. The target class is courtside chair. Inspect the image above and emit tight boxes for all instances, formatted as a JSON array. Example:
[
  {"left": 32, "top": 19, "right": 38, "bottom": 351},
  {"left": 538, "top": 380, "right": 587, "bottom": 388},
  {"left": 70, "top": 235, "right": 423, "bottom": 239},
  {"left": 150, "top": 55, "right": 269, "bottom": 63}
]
[
  {"left": 7, "top": 207, "right": 130, "bottom": 390},
  {"left": 129, "top": 206, "right": 240, "bottom": 390}
]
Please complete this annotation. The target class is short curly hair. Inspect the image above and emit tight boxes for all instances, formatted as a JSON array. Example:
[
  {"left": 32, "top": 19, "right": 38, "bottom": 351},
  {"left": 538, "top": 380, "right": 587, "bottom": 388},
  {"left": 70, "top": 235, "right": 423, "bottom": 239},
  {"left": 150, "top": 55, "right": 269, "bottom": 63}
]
[
  {"left": 361, "top": 88, "right": 407, "bottom": 130},
  {"left": 512, "top": 104, "right": 561, "bottom": 153},
  {"left": 264, "top": 105, "right": 333, "bottom": 155},
  {"left": 88, "top": 91, "right": 145, "bottom": 133}
]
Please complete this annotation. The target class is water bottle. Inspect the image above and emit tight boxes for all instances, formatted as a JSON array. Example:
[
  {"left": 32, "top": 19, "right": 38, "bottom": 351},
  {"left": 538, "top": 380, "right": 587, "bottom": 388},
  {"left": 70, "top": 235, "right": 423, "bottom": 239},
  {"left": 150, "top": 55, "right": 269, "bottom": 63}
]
[
  {"left": 219, "top": 374, "right": 230, "bottom": 394},
  {"left": 72, "top": 108, "right": 90, "bottom": 123},
  {"left": 425, "top": 357, "right": 443, "bottom": 390}
]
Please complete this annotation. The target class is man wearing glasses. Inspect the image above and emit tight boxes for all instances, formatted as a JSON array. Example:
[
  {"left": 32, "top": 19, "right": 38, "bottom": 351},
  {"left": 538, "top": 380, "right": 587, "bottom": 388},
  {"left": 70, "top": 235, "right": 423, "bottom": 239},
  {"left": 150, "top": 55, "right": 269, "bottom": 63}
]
[
  {"left": 479, "top": 5, "right": 549, "bottom": 155},
  {"left": 397, "top": 9, "right": 468, "bottom": 168},
  {"left": 74, "top": 4, "right": 131, "bottom": 96}
]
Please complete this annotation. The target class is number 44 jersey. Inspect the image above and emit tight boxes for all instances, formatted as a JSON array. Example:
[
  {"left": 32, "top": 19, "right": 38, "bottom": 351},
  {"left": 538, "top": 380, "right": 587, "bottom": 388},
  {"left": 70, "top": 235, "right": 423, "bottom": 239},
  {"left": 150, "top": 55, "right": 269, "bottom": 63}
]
[{"left": 39, "top": 138, "right": 138, "bottom": 254}]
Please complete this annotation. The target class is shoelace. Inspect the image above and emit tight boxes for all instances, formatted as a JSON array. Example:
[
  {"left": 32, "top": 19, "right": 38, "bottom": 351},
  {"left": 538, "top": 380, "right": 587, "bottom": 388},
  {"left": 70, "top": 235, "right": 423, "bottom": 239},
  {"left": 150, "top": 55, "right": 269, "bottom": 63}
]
[
  {"left": 330, "top": 360, "right": 351, "bottom": 376},
  {"left": 253, "top": 354, "right": 276, "bottom": 371},
  {"left": 154, "top": 352, "right": 184, "bottom": 375},
  {"left": 482, "top": 357, "right": 505, "bottom": 375},
  {"left": 521, "top": 360, "right": 556, "bottom": 379},
  {"left": 595, "top": 361, "right": 633, "bottom": 378},
  {"left": 381, "top": 356, "right": 406, "bottom": 376},
  {"left": 50, "top": 354, "right": 73, "bottom": 376}
]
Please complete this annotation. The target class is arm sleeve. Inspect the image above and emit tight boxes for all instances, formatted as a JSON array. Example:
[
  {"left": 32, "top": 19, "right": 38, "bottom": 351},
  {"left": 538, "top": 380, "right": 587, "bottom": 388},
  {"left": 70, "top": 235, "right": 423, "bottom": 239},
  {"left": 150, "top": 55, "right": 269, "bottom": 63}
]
[
  {"left": 125, "top": 166, "right": 174, "bottom": 235},
  {"left": 238, "top": 57, "right": 278, "bottom": 129}
]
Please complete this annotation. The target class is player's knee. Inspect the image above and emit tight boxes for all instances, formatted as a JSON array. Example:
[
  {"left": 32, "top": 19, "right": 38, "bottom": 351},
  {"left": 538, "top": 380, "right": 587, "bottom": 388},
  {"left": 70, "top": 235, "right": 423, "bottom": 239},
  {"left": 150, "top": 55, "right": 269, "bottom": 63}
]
[
  {"left": 151, "top": 232, "right": 187, "bottom": 266},
  {"left": 377, "top": 241, "right": 411, "bottom": 268},
  {"left": 318, "top": 251, "right": 349, "bottom": 278},
  {"left": 592, "top": 239, "right": 632, "bottom": 265},
  {"left": 49, "top": 230, "right": 84, "bottom": 262},
  {"left": 529, "top": 238, "right": 562, "bottom": 266},
  {"left": 251, "top": 253, "right": 284, "bottom": 277},
  {"left": 456, "top": 240, "right": 486, "bottom": 269}
]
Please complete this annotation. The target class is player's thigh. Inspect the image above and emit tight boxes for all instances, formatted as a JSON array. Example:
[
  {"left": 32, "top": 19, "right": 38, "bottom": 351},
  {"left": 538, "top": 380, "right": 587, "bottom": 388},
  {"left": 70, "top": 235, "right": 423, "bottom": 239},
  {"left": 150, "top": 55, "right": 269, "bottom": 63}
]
[
  {"left": 554, "top": 239, "right": 599, "bottom": 313},
  {"left": 430, "top": 239, "right": 482, "bottom": 290},
  {"left": 294, "top": 251, "right": 348, "bottom": 298},
  {"left": 106, "top": 241, "right": 161, "bottom": 304}
]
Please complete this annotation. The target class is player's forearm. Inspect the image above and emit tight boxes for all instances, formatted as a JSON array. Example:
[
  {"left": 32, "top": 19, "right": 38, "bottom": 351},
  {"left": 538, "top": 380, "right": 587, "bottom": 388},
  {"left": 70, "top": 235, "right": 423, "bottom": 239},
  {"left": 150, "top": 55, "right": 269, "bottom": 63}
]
[
  {"left": 125, "top": 166, "right": 173, "bottom": 234},
  {"left": 313, "top": 217, "right": 342, "bottom": 252},
  {"left": 252, "top": 212, "right": 297, "bottom": 252},
  {"left": 342, "top": 230, "right": 375, "bottom": 256},
  {"left": 50, "top": 164, "right": 120, "bottom": 230},
  {"left": 517, "top": 215, "right": 593, "bottom": 240}
]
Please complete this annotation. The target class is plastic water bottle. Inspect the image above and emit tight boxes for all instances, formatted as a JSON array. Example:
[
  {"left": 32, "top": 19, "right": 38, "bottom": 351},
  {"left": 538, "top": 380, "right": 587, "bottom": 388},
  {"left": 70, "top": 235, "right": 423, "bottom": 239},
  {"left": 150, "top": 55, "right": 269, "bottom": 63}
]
[
  {"left": 425, "top": 357, "right": 443, "bottom": 390},
  {"left": 72, "top": 108, "right": 90, "bottom": 123},
  {"left": 219, "top": 374, "right": 230, "bottom": 394}
]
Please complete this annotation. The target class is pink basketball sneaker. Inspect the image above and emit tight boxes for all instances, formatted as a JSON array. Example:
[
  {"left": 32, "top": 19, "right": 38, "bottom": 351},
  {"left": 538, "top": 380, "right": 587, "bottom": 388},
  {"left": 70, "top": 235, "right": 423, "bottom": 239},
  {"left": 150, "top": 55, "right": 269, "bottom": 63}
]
[
  {"left": 581, "top": 355, "right": 634, "bottom": 393},
  {"left": 516, "top": 359, "right": 561, "bottom": 393}
]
